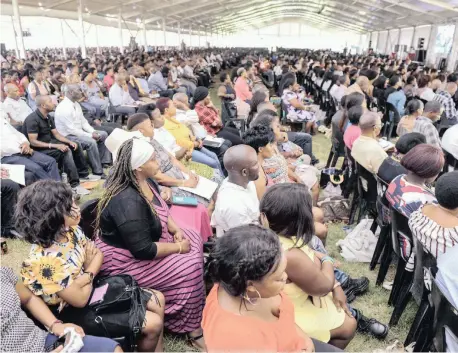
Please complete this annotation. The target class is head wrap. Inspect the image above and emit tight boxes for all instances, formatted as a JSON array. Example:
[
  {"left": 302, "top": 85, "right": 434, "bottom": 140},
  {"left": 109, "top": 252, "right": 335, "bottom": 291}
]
[
  {"left": 193, "top": 86, "right": 209, "bottom": 103},
  {"left": 131, "top": 138, "right": 155, "bottom": 170},
  {"left": 105, "top": 128, "right": 154, "bottom": 170}
]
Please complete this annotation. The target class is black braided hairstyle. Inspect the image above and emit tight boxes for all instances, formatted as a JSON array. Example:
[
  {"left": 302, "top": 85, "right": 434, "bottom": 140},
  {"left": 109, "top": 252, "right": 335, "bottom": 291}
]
[
  {"left": 95, "top": 138, "right": 157, "bottom": 231},
  {"left": 205, "top": 224, "right": 282, "bottom": 298}
]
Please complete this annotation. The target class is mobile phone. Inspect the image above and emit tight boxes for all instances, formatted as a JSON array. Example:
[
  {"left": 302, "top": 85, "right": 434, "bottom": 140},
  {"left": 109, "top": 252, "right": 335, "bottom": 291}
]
[{"left": 45, "top": 332, "right": 71, "bottom": 352}]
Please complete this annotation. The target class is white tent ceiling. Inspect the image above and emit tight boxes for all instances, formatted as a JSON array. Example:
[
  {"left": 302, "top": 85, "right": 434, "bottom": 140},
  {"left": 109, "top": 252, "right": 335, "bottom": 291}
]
[{"left": 1, "top": 0, "right": 458, "bottom": 35}]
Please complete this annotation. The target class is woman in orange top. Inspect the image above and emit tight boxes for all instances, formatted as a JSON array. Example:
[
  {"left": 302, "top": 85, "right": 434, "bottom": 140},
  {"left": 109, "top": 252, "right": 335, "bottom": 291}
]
[{"left": 203, "top": 224, "right": 342, "bottom": 352}]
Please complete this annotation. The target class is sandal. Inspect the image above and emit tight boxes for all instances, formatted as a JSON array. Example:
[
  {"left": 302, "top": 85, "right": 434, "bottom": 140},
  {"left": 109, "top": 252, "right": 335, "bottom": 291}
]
[{"left": 187, "top": 333, "right": 206, "bottom": 351}]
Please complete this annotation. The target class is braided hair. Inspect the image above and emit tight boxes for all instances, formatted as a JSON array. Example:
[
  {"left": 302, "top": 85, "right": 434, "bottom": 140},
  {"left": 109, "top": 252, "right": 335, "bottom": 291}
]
[
  {"left": 95, "top": 138, "right": 156, "bottom": 231},
  {"left": 205, "top": 224, "right": 282, "bottom": 298}
]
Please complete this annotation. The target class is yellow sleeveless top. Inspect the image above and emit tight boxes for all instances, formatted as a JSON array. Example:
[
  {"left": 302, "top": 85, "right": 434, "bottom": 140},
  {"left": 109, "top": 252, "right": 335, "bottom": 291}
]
[{"left": 279, "top": 236, "right": 345, "bottom": 342}]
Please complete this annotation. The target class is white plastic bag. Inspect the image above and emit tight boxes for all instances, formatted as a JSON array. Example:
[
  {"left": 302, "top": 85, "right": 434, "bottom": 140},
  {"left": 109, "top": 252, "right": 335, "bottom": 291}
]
[{"left": 336, "top": 218, "right": 379, "bottom": 262}]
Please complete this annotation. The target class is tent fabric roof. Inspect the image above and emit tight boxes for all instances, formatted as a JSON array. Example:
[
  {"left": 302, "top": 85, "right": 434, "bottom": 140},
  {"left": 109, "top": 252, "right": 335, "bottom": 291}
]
[{"left": 2, "top": 0, "right": 458, "bottom": 34}]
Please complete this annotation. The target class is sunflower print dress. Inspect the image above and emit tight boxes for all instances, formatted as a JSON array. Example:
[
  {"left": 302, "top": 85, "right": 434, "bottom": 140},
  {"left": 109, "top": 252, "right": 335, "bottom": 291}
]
[{"left": 21, "top": 226, "right": 87, "bottom": 311}]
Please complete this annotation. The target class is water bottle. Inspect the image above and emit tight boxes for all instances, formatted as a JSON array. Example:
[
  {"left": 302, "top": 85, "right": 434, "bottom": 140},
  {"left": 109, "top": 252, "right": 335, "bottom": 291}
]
[{"left": 61, "top": 172, "right": 68, "bottom": 184}]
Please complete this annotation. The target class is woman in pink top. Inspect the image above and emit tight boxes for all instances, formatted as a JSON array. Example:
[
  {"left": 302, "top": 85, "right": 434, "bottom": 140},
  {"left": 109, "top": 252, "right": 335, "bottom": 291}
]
[
  {"left": 234, "top": 68, "right": 253, "bottom": 102},
  {"left": 343, "top": 106, "right": 364, "bottom": 150}
]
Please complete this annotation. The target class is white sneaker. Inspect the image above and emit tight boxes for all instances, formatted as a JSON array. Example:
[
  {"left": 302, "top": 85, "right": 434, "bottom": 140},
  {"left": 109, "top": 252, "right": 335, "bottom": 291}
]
[
  {"left": 73, "top": 185, "right": 91, "bottom": 195},
  {"left": 80, "top": 174, "right": 101, "bottom": 181}
]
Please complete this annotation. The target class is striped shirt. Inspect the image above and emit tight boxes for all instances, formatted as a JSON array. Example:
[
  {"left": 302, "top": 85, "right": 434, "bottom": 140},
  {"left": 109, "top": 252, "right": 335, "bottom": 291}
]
[
  {"left": 413, "top": 116, "right": 441, "bottom": 148},
  {"left": 409, "top": 204, "right": 458, "bottom": 259}
]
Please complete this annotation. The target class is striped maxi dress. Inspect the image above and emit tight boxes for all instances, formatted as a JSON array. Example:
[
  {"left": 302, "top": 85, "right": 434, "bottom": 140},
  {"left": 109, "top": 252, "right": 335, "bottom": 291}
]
[{"left": 95, "top": 186, "right": 205, "bottom": 334}]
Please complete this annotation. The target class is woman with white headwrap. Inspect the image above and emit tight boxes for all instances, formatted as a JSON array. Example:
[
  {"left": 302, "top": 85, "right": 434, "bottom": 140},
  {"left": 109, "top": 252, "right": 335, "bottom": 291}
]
[{"left": 95, "top": 137, "right": 206, "bottom": 350}]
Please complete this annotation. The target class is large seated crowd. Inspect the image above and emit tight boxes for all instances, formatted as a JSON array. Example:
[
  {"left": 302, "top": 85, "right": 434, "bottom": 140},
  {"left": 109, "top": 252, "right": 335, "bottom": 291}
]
[{"left": 0, "top": 45, "right": 457, "bottom": 352}]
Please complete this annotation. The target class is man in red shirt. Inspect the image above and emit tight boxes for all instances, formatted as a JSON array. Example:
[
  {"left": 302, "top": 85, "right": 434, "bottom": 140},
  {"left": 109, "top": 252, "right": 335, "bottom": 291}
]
[{"left": 103, "top": 67, "right": 115, "bottom": 91}]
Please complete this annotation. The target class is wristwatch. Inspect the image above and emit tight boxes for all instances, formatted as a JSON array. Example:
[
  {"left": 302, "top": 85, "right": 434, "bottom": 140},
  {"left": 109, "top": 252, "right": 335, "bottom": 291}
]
[{"left": 84, "top": 271, "right": 94, "bottom": 283}]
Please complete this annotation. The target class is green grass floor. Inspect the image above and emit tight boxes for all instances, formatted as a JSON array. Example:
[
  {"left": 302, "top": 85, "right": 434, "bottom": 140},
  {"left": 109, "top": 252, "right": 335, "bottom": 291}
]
[{"left": 1, "top": 85, "right": 417, "bottom": 352}]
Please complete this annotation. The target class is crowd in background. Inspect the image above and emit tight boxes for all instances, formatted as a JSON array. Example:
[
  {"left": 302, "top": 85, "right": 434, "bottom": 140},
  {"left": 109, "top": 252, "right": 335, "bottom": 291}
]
[{"left": 1, "top": 45, "right": 458, "bottom": 352}]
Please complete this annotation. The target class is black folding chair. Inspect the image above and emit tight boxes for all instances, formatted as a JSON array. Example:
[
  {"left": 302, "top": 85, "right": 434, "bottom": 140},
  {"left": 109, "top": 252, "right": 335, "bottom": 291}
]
[
  {"left": 383, "top": 101, "right": 401, "bottom": 139},
  {"left": 404, "top": 240, "right": 438, "bottom": 350},
  {"left": 370, "top": 175, "right": 391, "bottom": 271},
  {"left": 443, "top": 149, "right": 458, "bottom": 173},
  {"left": 406, "top": 265, "right": 457, "bottom": 352},
  {"left": 387, "top": 208, "right": 415, "bottom": 326},
  {"left": 436, "top": 111, "right": 450, "bottom": 138}
]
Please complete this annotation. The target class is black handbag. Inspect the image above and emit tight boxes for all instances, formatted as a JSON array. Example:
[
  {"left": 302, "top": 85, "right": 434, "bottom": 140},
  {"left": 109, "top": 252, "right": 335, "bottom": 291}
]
[
  {"left": 58, "top": 274, "right": 155, "bottom": 350},
  {"left": 319, "top": 167, "right": 346, "bottom": 189}
]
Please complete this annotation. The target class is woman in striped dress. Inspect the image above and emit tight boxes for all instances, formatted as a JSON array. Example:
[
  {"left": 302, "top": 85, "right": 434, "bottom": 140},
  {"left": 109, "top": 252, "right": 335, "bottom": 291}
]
[{"left": 94, "top": 137, "right": 206, "bottom": 350}]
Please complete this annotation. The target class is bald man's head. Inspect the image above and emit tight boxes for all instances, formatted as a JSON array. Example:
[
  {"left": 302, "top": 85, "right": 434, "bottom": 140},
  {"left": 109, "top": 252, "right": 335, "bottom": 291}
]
[
  {"left": 35, "top": 95, "right": 55, "bottom": 112},
  {"left": 223, "top": 145, "right": 259, "bottom": 184},
  {"left": 356, "top": 76, "right": 370, "bottom": 92},
  {"left": 4, "top": 83, "right": 19, "bottom": 100}
]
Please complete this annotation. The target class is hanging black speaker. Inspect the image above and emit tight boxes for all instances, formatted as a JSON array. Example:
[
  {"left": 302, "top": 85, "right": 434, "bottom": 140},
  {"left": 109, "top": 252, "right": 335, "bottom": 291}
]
[{"left": 416, "top": 49, "right": 427, "bottom": 63}]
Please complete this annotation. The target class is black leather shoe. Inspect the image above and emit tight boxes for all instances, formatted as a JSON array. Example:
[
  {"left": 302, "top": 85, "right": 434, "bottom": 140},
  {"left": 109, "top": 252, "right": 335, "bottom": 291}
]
[
  {"left": 354, "top": 309, "right": 389, "bottom": 339},
  {"left": 341, "top": 277, "right": 369, "bottom": 302}
]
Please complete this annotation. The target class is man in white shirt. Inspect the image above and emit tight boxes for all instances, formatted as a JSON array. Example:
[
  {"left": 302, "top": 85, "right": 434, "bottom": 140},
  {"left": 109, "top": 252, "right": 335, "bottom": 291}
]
[
  {"left": 150, "top": 108, "right": 188, "bottom": 160},
  {"left": 442, "top": 124, "right": 458, "bottom": 162},
  {"left": 211, "top": 145, "right": 260, "bottom": 237},
  {"left": 172, "top": 92, "right": 207, "bottom": 139},
  {"left": 108, "top": 73, "right": 137, "bottom": 116},
  {"left": 330, "top": 75, "right": 349, "bottom": 104},
  {"left": 1, "top": 113, "right": 60, "bottom": 185},
  {"left": 55, "top": 85, "right": 111, "bottom": 176},
  {"left": 3, "top": 83, "right": 32, "bottom": 127}
]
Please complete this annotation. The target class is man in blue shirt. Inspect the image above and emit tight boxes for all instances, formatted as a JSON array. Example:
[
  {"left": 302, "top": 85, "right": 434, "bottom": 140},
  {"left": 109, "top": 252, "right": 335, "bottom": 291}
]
[
  {"left": 386, "top": 75, "right": 406, "bottom": 117},
  {"left": 147, "top": 65, "right": 175, "bottom": 99}
]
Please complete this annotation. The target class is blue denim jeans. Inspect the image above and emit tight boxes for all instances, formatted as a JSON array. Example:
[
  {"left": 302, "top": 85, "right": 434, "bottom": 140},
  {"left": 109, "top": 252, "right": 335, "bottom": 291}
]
[{"left": 192, "top": 147, "right": 223, "bottom": 174}]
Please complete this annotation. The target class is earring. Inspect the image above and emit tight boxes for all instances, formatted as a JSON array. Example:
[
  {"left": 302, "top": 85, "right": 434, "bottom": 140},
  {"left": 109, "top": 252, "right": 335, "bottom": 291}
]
[{"left": 242, "top": 287, "right": 262, "bottom": 306}]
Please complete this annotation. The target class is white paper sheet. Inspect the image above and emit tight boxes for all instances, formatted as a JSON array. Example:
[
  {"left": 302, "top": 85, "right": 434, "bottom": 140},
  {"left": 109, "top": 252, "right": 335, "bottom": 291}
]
[
  {"left": 179, "top": 173, "right": 218, "bottom": 200},
  {"left": 1, "top": 164, "right": 25, "bottom": 185}
]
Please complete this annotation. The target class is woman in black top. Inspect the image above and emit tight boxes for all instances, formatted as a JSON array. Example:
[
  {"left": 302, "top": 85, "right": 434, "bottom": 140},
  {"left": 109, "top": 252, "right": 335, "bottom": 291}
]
[{"left": 95, "top": 137, "right": 206, "bottom": 350}]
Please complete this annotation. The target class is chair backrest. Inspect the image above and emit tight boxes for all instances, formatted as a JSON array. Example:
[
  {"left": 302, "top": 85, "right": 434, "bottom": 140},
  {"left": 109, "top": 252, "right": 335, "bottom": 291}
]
[
  {"left": 356, "top": 162, "right": 378, "bottom": 204},
  {"left": 384, "top": 101, "right": 401, "bottom": 123},
  {"left": 375, "top": 174, "right": 391, "bottom": 225},
  {"left": 443, "top": 149, "right": 458, "bottom": 173},
  {"left": 431, "top": 272, "right": 458, "bottom": 352},
  {"left": 221, "top": 99, "right": 238, "bottom": 125},
  {"left": 390, "top": 207, "right": 413, "bottom": 258},
  {"left": 79, "top": 198, "right": 100, "bottom": 240}
]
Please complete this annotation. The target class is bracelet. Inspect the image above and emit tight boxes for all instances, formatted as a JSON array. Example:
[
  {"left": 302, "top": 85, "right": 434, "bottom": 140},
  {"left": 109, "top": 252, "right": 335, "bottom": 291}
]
[
  {"left": 48, "top": 142, "right": 52, "bottom": 149},
  {"left": 48, "top": 319, "right": 63, "bottom": 334},
  {"left": 178, "top": 242, "right": 182, "bottom": 254},
  {"left": 321, "top": 256, "right": 335, "bottom": 265}
]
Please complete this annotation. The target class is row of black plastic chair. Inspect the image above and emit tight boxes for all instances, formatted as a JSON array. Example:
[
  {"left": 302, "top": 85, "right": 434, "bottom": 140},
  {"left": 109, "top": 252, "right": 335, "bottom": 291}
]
[{"left": 365, "top": 174, "right": 458, "bottom": 351}]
